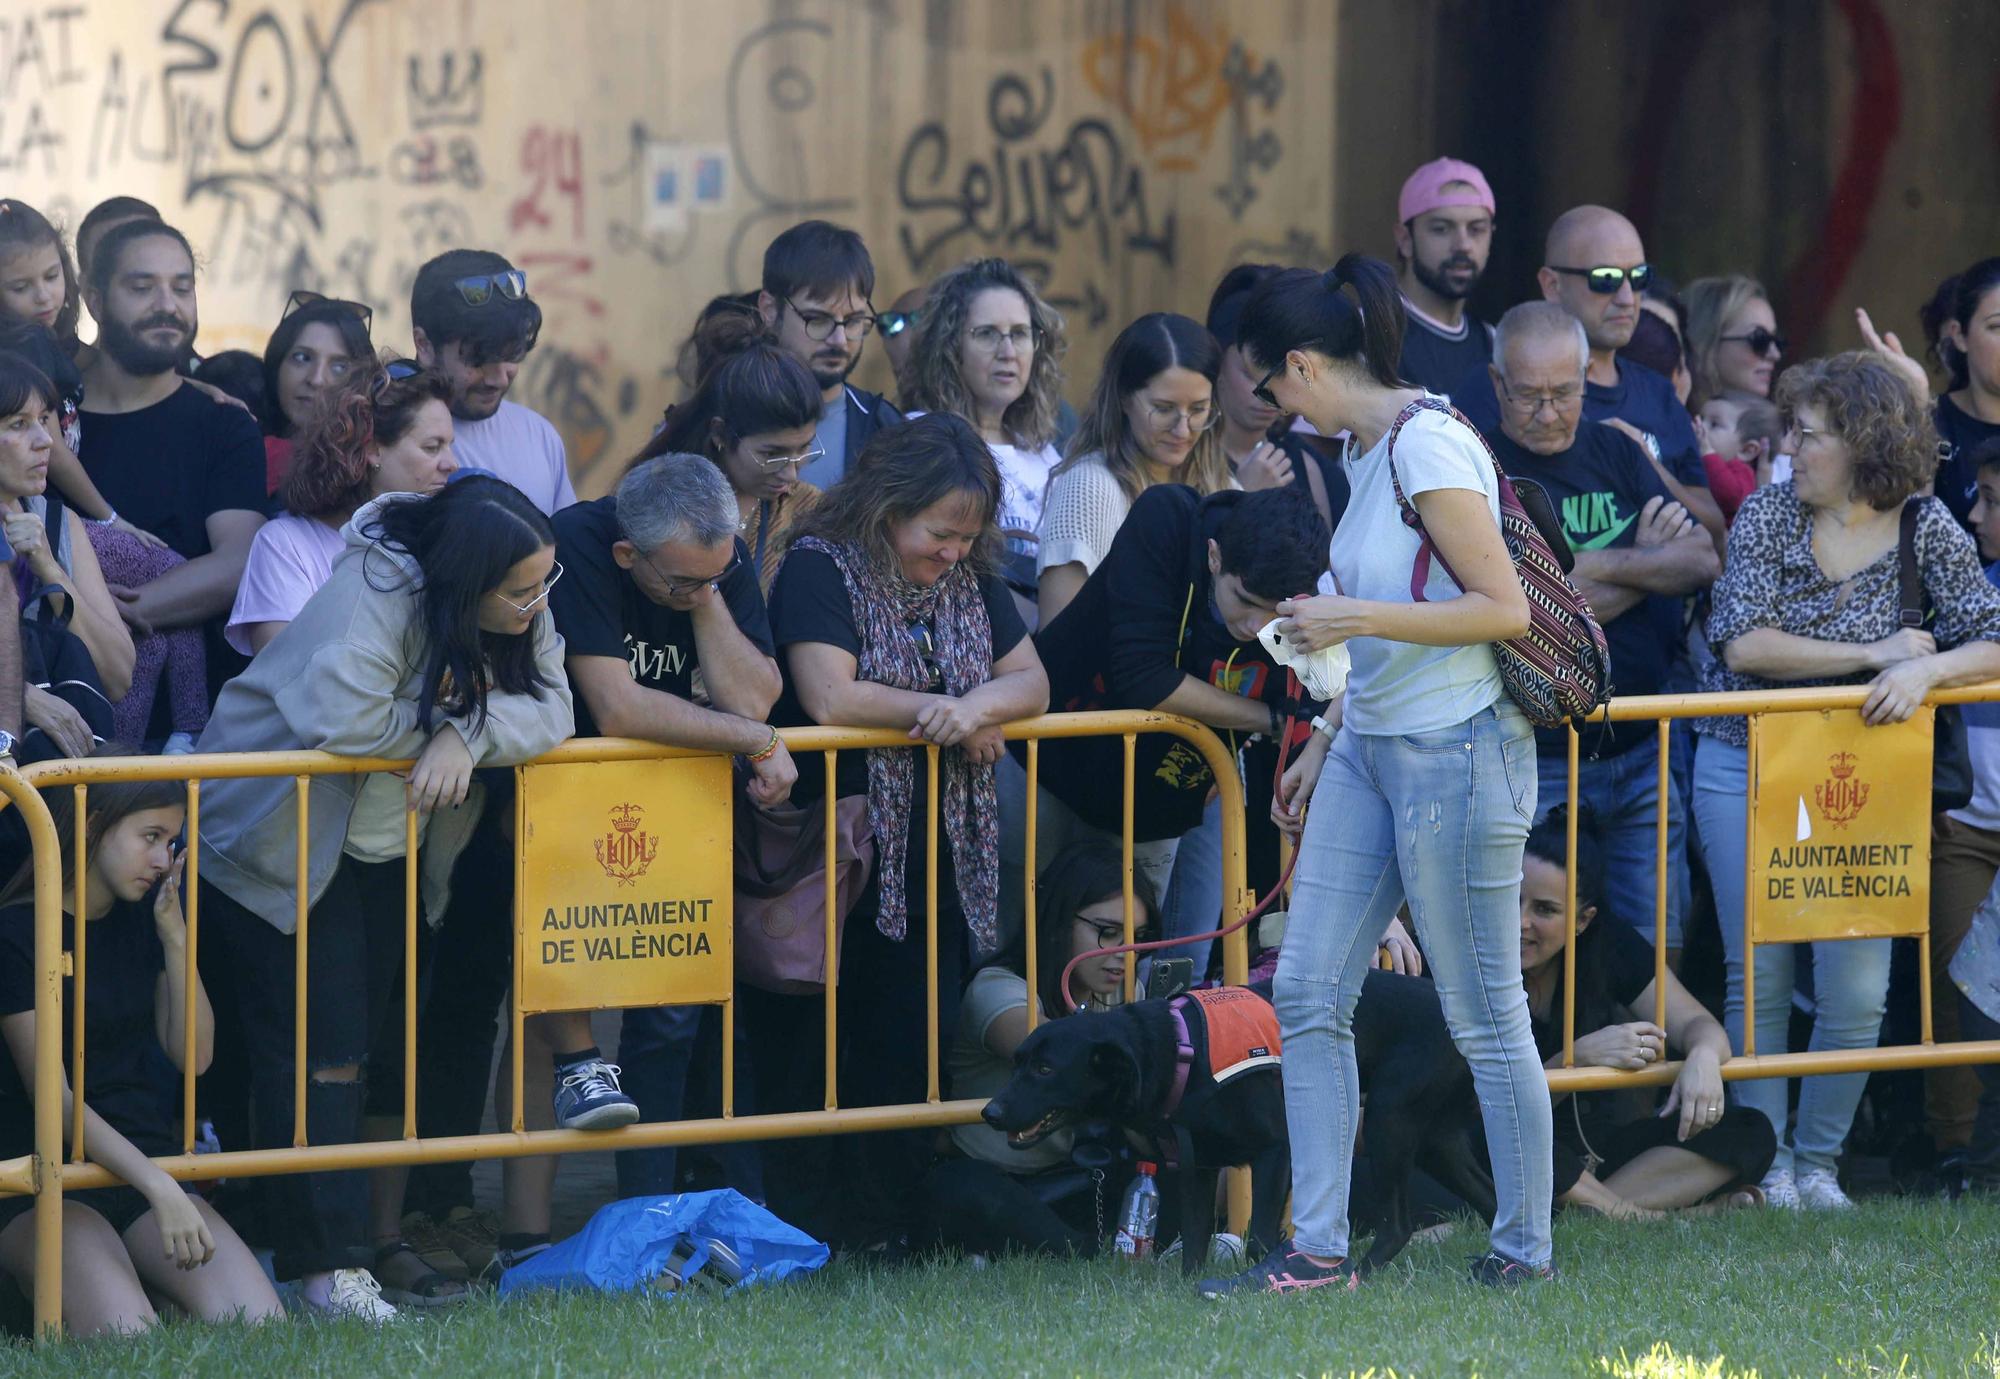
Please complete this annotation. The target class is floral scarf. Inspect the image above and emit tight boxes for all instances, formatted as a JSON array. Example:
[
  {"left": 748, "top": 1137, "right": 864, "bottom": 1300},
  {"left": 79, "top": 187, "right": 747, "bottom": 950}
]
[{"left": 793, "top": 536, "right": 1000, "bottom": 951}]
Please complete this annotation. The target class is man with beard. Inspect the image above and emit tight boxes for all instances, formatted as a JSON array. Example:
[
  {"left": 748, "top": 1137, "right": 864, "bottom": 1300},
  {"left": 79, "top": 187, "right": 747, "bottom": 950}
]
[
  {"left": 78, "top": 219, "right": 266, "bottom": 711},
  {"left": 411, "top": 249, "right": 576, "bottom": 515},
  {"left": 1393, "top": 158, "right": 1497, "bottom": 394},
  {"left": 756, "top": 221, "right": 902, "bottom": 490}
]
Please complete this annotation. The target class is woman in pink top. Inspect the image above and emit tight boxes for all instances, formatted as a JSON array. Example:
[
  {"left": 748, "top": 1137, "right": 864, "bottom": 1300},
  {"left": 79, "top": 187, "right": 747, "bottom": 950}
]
[{"left": 227, "top": 362, "right": 459, "bottom": 656}]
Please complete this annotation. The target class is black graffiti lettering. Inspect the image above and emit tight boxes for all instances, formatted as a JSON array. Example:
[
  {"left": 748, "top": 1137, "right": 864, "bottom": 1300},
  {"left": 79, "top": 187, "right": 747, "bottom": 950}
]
[
  {"left": 44, "top": 5, "right": 83, "bottom": 85},
  {"left": 0, "top": 100, "right": 62, "bottom": 176},
  {"left": 407, "top": 50, "right": 483, "bottom": 129},
  {"left": 161, "top": 0, "right": 224, "bottom": 87},
  {"left": 297, "top": 0, "right": 374, "bottom": 169},
  {"left": 222, "top": 11, "right": 293, "bottom": 155}
]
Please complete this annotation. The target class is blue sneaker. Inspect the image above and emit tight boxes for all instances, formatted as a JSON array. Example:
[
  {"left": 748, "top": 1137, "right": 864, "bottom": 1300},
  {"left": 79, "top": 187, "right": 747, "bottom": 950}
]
[
  {"left": 552, "top": 1058, "right": 640, "bottom": 1130},
  {"left": 1199, "top": 1240, "right": 1358, "bottom": 1298}
]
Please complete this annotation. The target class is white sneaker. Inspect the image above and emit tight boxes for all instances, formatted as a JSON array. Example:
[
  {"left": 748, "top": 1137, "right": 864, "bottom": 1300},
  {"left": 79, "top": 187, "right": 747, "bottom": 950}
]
[
  {"left": 303, "top": 1268, "right": 398, "bottom": 1322},
  {"left": 163, "top": 732, "right": 198, "bottom": 755},
  {"left": 1797, "top": 1168, "right": 1854, "bottom": 1211},
  {"left": 1158, "top": 1232, "right": 1247, "bottom": 1270},
  {"left": 1761, "top": 1166, "right": 1801, "bottom": 1210}
]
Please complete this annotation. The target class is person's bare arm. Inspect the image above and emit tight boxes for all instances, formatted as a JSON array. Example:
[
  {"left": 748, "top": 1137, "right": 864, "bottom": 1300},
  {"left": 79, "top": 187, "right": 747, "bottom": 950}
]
[
  {"left": 687, "top": 594, "right": 782, "bottom": 720},
  {"left": 1037, "top": 562, "right": 1087, "bottom": 626},
  {"left": 1571, "top": 498, "right": 1720, "bottom": 597},
  {"left": 127, "top": 510, "right": 266, "bottom": 629},
  {"left": 569, "top": 654, "right": 772, "bottom": 754},
  {"left": 1154, "top": 674, "right": 1275, "bottom": 734}
]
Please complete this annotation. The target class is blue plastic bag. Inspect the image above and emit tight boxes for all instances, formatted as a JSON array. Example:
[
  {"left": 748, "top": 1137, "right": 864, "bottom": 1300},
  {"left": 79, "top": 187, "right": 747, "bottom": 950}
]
[{"left": 497, "top": 1189, "right": 828, "bottom": 1298}]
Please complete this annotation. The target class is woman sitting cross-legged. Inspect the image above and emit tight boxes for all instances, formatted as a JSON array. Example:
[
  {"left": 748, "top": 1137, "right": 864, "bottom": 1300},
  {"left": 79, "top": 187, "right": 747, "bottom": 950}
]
[{"left": 1520, "top": 808, "right": 1775, "bottom": 1217}]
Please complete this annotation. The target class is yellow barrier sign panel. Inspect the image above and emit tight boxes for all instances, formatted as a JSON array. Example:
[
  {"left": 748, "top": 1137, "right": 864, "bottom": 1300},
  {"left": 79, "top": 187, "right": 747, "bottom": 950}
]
[
  {"left": 515, "top": 757, "right": 734, "bottom": 1012},
  {"left": 1748, "top": 707, "right": 1932, "bottom": 943}
]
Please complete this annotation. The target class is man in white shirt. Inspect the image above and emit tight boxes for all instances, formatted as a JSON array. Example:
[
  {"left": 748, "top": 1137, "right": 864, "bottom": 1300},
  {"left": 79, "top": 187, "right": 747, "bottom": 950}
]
[{"left": 411, "top": 249, "right": 577, "bottom": 515}]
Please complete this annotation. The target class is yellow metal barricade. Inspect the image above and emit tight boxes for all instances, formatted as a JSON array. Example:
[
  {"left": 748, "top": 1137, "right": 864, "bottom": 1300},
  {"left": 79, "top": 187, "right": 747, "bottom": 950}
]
[{"left": 0, "top": 711, "right": 1253, "bottom": 1342}]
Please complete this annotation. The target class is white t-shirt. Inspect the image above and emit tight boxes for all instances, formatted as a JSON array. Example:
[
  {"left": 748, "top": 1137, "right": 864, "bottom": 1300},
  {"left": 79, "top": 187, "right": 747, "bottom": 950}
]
[
  {"left": 990, "top": 439, "right": 1062, "bottom": 547},
  {"left": 226, "top": 514, "right": 347, "bottom": 655},
  {"left": 1329, "top": 398, "right": 1505, "bottom": 735},
  {"left": 1036, "top": 455, "right": 1131, "bottom": 577},
  {"left": 449, "top": 400, "right": 578, "bottom": 516}
]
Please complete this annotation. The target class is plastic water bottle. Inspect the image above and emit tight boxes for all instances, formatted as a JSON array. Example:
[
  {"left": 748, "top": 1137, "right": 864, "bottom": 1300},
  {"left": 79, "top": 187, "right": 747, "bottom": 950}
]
[{"left": 1113, "top": 1161, "right": 1159, "bottom": 1259}]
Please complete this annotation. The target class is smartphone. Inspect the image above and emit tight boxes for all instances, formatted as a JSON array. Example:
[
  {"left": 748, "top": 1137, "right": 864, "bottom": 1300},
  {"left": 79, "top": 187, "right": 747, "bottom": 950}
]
[{"left": 1145, "top": 956, "right": 1194, "bottom": 1001}]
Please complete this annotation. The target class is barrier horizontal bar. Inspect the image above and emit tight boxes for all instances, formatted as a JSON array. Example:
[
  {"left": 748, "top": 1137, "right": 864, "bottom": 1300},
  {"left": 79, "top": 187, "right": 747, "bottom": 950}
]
[
  {"left": 1584, "top": 679, "right": 2000, "bottom": 723},
  {"left": 1545, "top": 1038, "right": 2000, "bottom": 1093},
  {"left": 2, "top": 1100, "right": 993, "bottom": 1194}
]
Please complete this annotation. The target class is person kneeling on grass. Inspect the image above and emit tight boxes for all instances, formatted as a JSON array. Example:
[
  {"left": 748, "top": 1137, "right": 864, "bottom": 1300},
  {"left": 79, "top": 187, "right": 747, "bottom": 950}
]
[
  {"left": 1519, "top": 807, "right": 1774, "bottom": 1217},
  {"left": 921, "top": 841, "right": 1151, "bottom": 1259},
  {"left": 0, "top": 762, "right": 283, "bottom": 1336}
]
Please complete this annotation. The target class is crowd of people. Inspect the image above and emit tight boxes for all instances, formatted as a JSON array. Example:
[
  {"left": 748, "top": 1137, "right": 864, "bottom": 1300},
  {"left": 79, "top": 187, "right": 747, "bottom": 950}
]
[{"left": 0, "top": 153, "right": 1997, "bottom": 1331}]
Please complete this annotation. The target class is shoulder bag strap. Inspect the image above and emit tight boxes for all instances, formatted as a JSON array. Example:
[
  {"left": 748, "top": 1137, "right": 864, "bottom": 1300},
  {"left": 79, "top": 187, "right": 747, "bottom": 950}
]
[{"left": 1897, "top": 500, "right": 1926, "bottom": 629}]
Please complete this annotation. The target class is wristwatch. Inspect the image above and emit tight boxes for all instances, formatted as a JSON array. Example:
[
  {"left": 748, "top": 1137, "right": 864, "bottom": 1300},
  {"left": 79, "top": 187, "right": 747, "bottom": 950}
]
[
  {"left": 1309, "top": 715, "right": 1334, "bottom": 740},
  {"left": 0, "top": 729, "right": 17, "bottom": 760}
]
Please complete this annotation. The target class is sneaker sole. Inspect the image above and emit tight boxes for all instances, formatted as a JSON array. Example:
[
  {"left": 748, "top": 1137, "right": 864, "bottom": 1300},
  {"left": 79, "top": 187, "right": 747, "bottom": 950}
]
[
  {"left": 380, "top": 1286, "right": 471, "bottom": 1309},
  {"left": 560, "top": 1100, "right": 642, "bottom": 1131}
]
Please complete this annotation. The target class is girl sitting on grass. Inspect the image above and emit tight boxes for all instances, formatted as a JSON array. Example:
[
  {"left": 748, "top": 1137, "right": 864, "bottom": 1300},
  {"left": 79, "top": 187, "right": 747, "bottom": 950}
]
[
  {"left": 0, "top": 760, "right": 283, "bottom": 1335},
  {"left": 1520, "top": 808, "right": 1774, "bottom": 1217}
]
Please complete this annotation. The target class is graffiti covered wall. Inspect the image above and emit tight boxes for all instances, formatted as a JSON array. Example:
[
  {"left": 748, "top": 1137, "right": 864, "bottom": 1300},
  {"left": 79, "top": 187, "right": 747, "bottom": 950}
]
[{"left": 2, "top": 0, "right": 1337, "bottom": 496}]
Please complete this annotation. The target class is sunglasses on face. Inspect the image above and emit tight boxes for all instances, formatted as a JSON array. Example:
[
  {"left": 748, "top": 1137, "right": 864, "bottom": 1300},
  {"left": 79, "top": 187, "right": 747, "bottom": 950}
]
[
  {"left": 879, "top": 309, "right": 918, "bottom": 338},
  {"left": 1251, "top": 363, "right": 1284, "bottom": 409},
  {"left": 785, "top": 296, "right": 876, "bottom": 342},
  {"left": 497, "top": 560, "right": 563, "bottom": 615},
  {"left": 1549, "top": 263, "right": 1653, "bottom": 295},
  {"left": 454, "top": 271, "right": 529, "bottom": 307},
  {"left": 1721, "top": 326, "right": 1788, "bottom": 358},
  {"left": 282, "top": 289, "right": 374, "bottom": 334}
]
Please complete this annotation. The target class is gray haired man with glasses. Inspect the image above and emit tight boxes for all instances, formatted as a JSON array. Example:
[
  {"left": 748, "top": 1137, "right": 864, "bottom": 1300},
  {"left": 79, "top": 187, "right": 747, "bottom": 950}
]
[{"left": 756, "top": 220, "right": 904, "bottom": 489}]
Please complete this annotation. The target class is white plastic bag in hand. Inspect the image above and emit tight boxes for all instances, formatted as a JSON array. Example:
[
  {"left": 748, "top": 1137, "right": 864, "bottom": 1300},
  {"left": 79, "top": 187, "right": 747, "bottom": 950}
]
[{"left": 1257, "top": 618, "right": 1350, "bottom": 701}]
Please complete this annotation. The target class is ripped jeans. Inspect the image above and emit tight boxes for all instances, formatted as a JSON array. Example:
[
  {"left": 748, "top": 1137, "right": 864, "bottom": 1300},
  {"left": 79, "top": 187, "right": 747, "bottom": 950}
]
[
  {"left": 1274, "top": 704, "right": 1554, "bottom": 1266},
  {"left": 204, "top": 860, "right": 407, "bottom": 1279}
]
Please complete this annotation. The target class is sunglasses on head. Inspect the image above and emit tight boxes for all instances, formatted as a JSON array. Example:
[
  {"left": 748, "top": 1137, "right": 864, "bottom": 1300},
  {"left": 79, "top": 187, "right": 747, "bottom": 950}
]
[
  {"left": 372, "top": 357, "right": 423, "bottom": 396},
  {"left": 879, "top": 309, "right": 918, "bottom": 338},
  {"left": 454, "top": 271, "right": 529, "bottom": 307},
  {"left": 1721, "top": 326, "right": 1788, "bottom": 357},
  {"left": 282, "top": 289, "right": 373, "bottom": 333},
  {"left": 1550, "top": 263, "right": 1653, "bottom": 295}
]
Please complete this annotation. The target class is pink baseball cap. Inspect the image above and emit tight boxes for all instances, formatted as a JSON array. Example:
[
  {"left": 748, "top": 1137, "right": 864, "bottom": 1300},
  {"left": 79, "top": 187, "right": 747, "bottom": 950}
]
[{"left": 1398, "top": 157, "right": 1496, "bottom": 223}]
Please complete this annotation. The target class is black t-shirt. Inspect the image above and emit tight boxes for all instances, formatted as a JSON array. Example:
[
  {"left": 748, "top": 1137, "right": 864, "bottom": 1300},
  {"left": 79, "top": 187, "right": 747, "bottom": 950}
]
[
  {"left": 0, "top": 898, "right": 175, "bottom": 1161},
  {"left": 1399, "top": 302, "right": 1495, "bottom": 396},
  {"left": 1274, "top": 427, "right": 1352, "bottom": 534},
  {"left": 1453, "top": 357, "right": 1708, "bottom": 492},
  {"left": 1485, "top": 422, "right": 1682, "bottom": 755},
  {"left": 549, "top": 496, "right": 774, "bottom": 739},
  {"left": 1029, "top": 486, "right": 1321, "bottom": 842},
  {"left": 1530, "top": 916, "right": 1658, "bottom": 1151},
  {"left": 769, "top": 547, "right": 1028, "bottom": 801},
  {"left": 1932, "top": 394, "right": 2000, "bottom": 530},
  {"left": 79, "top": 382, "right": 265, "bottom": 561}
]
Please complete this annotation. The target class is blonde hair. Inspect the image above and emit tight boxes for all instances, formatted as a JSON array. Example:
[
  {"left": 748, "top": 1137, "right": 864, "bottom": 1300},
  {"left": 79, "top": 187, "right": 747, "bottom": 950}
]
[{"left": 1685, "top": 274, "right": 1769, "bottom": 404}]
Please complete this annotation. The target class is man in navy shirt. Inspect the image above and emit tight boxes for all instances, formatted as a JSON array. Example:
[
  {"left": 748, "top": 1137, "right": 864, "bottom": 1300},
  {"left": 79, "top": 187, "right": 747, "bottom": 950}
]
[
  {"left": 1480, "top": 302, "right": 1718, "bottom": 956},
  {"left": 1453, "top": 206, "right": 1724, "bottom": 549}
]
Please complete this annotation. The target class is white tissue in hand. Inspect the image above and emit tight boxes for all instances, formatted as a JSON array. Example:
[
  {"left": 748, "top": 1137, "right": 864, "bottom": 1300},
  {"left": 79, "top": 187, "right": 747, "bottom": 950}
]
[{"left": 1257, "top": 618, "right": 1350, "bottom": 700}]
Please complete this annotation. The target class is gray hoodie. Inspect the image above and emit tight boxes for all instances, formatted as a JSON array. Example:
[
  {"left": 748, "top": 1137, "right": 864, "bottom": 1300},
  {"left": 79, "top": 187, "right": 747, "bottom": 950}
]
[{"left": 196, "top": 498, "right": 575, "bottom": 933}]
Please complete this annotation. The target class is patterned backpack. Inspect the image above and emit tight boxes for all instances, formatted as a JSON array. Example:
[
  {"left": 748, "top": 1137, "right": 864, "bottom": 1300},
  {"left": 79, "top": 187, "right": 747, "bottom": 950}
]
[{"left": 1383, "top": 397, "right": 1611, "bottom": 729}]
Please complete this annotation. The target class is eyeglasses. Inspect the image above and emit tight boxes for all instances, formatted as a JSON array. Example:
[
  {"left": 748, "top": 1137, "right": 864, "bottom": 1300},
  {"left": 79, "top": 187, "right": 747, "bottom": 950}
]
[
  {"left": 282, "top": 289, "right": 374, "bottom": 334},
  {"left": 750, "top": 441, "right": 825, "bottom": 470},
  {"left": 1144, "top": 399, "right": 1218, "bottom": 433},
  {"left": 1497, "top": 377, "right": 1585, "bottom": 417},
  {"left": 1251, "top": 363, "right": 1284, "bottom": 408},
  {"left": 784, "top": 296, "right": 876, "bottom": 342},
  {"left": 454, "top": 271, "right": 529, "bottom": 307},
  {"left": 1721, "top": 327, "right": 1788, "bottom": 358},
  {"left": 908, "top": 621, "right": 941, "bottom": 687},
  {"left": 879, "top": 309, "right": 919, "bottom": 338},
  {"left": 1078, "top": 917, "right": 1153, "bottom": 948},
  {"left": 1549, "top": 263, "right": 1653, "bottom": 295},
  {"left": 965, "top": 324, "right": 1041, "bottom": 354},
  {"left": 496, "top": 560, "right": 563, "bottom": 615},
  {"left": 640, "top": 548, "right": 739, "bottom": 599}
]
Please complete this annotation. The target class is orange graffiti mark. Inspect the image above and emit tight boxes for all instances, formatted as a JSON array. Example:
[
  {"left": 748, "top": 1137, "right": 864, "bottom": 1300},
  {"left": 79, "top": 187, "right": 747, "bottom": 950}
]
[{"left": 1080, "top": 6, "right": 1236, "bottom": 171}]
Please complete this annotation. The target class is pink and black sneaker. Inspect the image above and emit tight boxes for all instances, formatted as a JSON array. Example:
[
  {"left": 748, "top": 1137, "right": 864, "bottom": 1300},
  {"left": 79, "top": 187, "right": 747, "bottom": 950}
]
[{"left": 1199, "top": 1240, "right": 1359, "bottom": 1299}]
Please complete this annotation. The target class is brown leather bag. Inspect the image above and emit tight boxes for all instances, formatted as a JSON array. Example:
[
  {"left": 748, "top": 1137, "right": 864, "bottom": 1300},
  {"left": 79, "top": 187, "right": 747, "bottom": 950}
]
[{"left": 732, "top": 794, "right": 875, "bottom": 994}]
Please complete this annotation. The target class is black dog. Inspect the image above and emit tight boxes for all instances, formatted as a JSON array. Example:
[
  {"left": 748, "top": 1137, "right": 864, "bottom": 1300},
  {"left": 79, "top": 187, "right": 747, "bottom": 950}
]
[{"left": 982, "top": 969, "right": 1495, "bottom": 1275}]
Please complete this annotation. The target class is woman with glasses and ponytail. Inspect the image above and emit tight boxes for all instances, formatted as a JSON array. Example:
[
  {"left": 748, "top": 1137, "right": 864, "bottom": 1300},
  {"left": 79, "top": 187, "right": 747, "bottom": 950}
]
[
  {"left": 636, "top": 300, "right": 825, "bottom": 593},
  {"left": 1201, "top": 255, "right": 1554, "bottom": 1297},
  {"left": 194, "top": 476, "right": 573, "bottom": 1320}
]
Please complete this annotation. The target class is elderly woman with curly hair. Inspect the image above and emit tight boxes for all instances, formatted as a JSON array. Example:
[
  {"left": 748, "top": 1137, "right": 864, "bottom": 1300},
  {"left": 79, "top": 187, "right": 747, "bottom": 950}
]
[
  {"left": 1692, "top": 351, "right": 2000, "bottom": 1211},
  {"left": 903, "top": 258, "right": 1067, "bottom": 612}
]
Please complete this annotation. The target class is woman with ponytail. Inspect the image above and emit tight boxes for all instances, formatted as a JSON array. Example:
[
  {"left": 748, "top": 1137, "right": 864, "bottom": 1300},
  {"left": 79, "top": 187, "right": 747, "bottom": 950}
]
[
  {"left": 636, "top": 298, "right": 823, "bottom": 591},
  {"left": 1202, "top": 255, "right": 1554, "bottom": 1296},
  {"left": 226, "top": 361, "right": 457, "bottom": 656}
]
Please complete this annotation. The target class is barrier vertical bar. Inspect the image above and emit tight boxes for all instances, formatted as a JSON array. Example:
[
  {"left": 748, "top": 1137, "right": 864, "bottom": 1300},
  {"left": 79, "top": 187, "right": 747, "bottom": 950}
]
[
  {"left": 1655, "top": 718, "right": 1670, "bottom": 1033},
  {"left": 183, "top": 779, "right": 200, "bottom": 1153},
  {"left": 1121, "top": 734, "right": 1136, "bottom": 1005},
  {"left": 925, "top": 744, "right": 940, "bottom": 1105},
  {"left": 1562, "top": 727, "right": 1579, "bottom": 1067},
  {"left": 511, "top": 769, "right": 526, "bottom": 1133},
  {"left": 1742, "top": 716, "right": 1758, "bottom": 1058},
  {"left": 1918, "top": 929, "right": 1934, "bottom": 1044},
  {"left": 823, "top": 750, "right": 838, "bottom": 1111},
  {"left": 1023, "top": 740, "right": 1039, "bottom": 1033},
  {"left": 294, "top": 777, "right": 310, "bottom": 1147},
  {"left": 721, "top": 998, "right": 735, "bottom": 1118},
  {"left": 69, "top": 785, "right": 85, "bottom": 1161},
  {"left": 404, "top": 806, "right": 419, "bottom": 1140},
  {"left": 11, "top": 763, "right": 70, "bottom": 1341}
]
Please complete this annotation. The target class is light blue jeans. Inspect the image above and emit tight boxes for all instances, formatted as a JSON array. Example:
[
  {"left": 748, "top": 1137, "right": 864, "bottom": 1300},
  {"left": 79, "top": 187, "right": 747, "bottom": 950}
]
[
  {"left": 1275, "top": 704, "right": 1553, "bottom": 1266},
  {"left": 1692, "top": 734, "right": 1894, "bottom": 1176},
  {"left": 1160, "top": 794, "right": 1225, "bottom": 980},
  {"left": 1535, "top": 741, "right": 1687, "bottom": 949}
]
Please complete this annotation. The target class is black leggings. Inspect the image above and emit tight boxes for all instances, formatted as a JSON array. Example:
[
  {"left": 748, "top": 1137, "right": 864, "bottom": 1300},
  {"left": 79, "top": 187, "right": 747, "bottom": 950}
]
[
  {"left": 918, "top": 1158, "right": 1103, "bottom": 1258},
  {"left": 204, "top": 860, "right": 407, "bottom": 1279},
  {"left": 1552, "top": 1102, "right": 1776, "bottom": 1198}
]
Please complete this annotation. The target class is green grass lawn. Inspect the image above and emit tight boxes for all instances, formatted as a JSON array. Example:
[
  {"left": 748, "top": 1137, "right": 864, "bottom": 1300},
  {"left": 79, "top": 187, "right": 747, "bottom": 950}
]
[{"left": 4, "top": 1197, "right": 1997, "bottom": 1377}]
